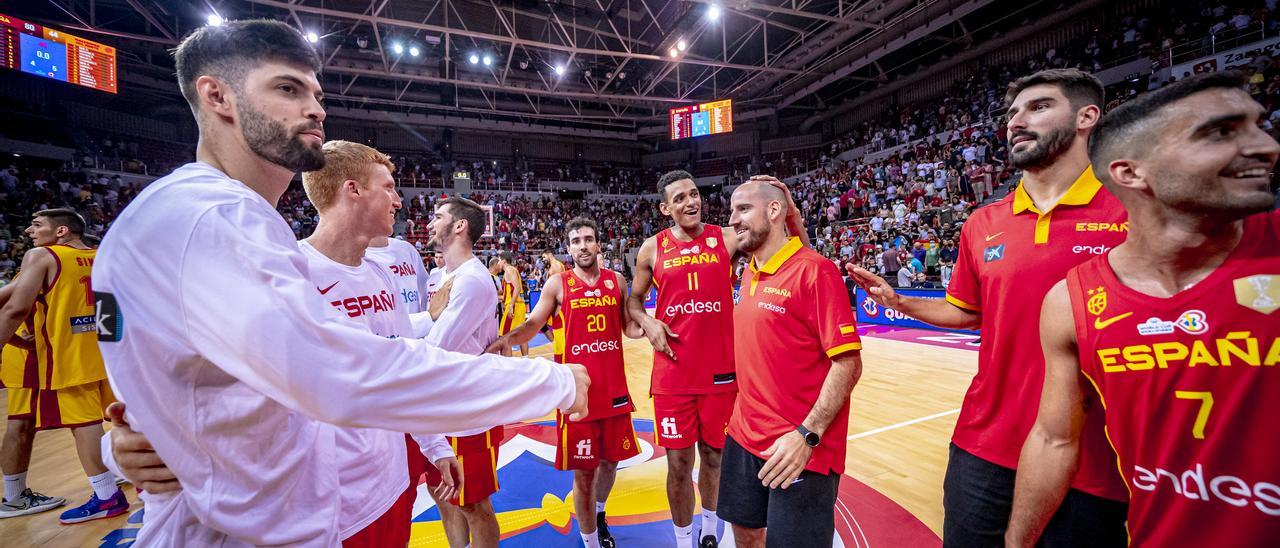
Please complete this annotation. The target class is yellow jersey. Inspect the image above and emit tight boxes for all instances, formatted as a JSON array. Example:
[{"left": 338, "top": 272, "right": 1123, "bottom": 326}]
[
  {"left": 0, "top": 323, "right": 34, "bottom": 389},
  {"left": 32, "top": 245, "right": 106, "bottom": 389}
]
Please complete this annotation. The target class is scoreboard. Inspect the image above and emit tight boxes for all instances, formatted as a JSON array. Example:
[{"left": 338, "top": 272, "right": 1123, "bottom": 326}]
[
  {"left": 1, "top": 13, "right": 117, "bottom": 94},
  {"left": 670, "top": 99, "right": 732, "bottom": 140}
]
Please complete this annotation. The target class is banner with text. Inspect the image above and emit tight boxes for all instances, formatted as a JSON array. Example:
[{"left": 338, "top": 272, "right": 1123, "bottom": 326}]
[{"left": 855, "top": 287, "right": 979, "bottom": 334}]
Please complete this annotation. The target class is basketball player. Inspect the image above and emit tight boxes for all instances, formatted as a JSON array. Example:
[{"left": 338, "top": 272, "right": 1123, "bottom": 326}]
[
  {"left": 92, "top": 20, "right": 588, "bottom": 545},
  {"left": 0, "top": 209, "right": 127, "bottom": 523},
  {"left": 497, "top": 251, "right": 531, "bottom": 356},
  {"left": 487, "top": 217, "right": 644, "bottom": 548},
  {"left": 102, "top": 140, "right": 463, "bottom": 545},
  {"left": 1008, "top": 73, "right": 1280, "bottom": 546},
  {"left": 848, "top": 69, "right": 1129, "bottom": 545},
  {"left": 298, "top": 141, "right": 459, "bottom": 545},
  {"left": 413, "top": 196, "right": 507, "bottom": 548},
  {"left": 718, "top": 181, "right": 864, "bottom": 547},
  {"left": 627, "top": 170, "right": 807, "bottom": 547}
]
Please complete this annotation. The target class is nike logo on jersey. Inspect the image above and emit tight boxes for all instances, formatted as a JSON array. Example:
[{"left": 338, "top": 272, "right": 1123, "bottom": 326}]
[
  {"left": 984, "top": 232, "right": 1004, "bottom": 242},
  {"left": 317, "top": 282, "right": 340, "bottom": 295},
  {"left": 1094, "top": 312, "right": 1133, "bottom": 330}
]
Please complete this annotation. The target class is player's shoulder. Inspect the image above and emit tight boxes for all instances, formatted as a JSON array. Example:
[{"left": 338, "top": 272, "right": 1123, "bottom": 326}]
[
  {"left": 148, "top": 162, "right": 265, "bottom": 209},
  {"left": 387, "top": 237, "right": 421, "bottom": 256},
  {"left": 791, "top": 246, "right": 840, "bottom": 273}
]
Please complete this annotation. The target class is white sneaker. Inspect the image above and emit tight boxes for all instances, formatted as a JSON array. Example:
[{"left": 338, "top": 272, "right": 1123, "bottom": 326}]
[{"left": 0, "top": 489, "right": 67, "bottom": 518}]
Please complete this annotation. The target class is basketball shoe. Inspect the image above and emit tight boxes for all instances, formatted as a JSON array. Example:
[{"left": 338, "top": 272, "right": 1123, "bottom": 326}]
[
  {"left": 0, "top": 489, "right": 65, "bottom": 518},
  {"left": 59, "top": 489, "right": 128, "bottom": 524}
]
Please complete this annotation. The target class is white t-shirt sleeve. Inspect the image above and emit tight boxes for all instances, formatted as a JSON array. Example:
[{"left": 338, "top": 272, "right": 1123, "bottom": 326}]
[
  {"left": 411, "top": 433, "right": 455, "bottom": 463},
  {"left": 408, "top": 311, "right": 435, "bottom": 339},
  {"left": 178, "top": 203, "right": 576, "bottom": 433}
]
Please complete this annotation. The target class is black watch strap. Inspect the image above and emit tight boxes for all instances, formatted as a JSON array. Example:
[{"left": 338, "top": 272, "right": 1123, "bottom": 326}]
[{"left": 796, "top": 424, "right": 821, "bottom": 447}]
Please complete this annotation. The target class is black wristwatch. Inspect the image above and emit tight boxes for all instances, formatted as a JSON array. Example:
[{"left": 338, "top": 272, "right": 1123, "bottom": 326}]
[{"left": 796, "top": 424, "right": 821, "bottom": 448}]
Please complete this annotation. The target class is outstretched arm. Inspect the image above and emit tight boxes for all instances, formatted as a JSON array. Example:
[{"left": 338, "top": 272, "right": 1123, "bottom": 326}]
[{"left": 845, "top": 265, "right": 980, "bottom": 329}]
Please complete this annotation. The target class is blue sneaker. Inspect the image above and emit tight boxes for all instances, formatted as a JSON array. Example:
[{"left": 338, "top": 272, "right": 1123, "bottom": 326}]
[{"left": 59, "top": 489, "right": 128, "bottom": 524}]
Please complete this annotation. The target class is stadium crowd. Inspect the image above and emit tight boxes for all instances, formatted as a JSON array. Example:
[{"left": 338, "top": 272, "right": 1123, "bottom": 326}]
[{"left": 6, "top": 0, "right": 1280, "bottom": 291}]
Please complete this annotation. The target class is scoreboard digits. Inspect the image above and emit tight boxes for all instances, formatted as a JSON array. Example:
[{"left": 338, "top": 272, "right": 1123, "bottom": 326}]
[
  {"left": 670, "top": 99, "right": 733, "bottom": 140},
  {"left": 1, "top": 13, "right": 117, "bottom": 94}
]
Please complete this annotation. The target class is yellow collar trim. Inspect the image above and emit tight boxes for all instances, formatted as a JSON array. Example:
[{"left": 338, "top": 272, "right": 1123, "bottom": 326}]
[
  {"left": 750, "top": 237, "right": 803, "bottom": 275},
  {"left": 1012, "top": 165, "right": 1103, "bottom": 215}
]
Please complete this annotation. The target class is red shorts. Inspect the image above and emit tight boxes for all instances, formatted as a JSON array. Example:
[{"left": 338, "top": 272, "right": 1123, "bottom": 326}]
[
  {"left": 424, "top": 426, "right": 503, "bottom": 507},
  {"left": 555, "top": 413, "right": 640, "bottom": 471},
  {"left": 405, "top": 434, "right": 430, "bottom": 507},
  {"left": 343, "top": 474, "right": 414, "bottom": 547},
  {"left": 653, "top": 392, "right": 736, "bottom": 449}
]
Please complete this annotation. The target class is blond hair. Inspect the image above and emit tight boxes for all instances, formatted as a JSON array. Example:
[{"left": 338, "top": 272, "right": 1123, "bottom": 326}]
[{"left": 301, "top": 140, "right": 395, "bottom": 212}]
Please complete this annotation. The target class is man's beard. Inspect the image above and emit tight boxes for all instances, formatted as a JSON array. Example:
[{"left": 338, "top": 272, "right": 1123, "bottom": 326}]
[
  {"left": 737, "top": 223, "right": 771, "bottom": 254},
  {"left": 1009, "top": 124, "right": 1075, "bottom": 170},
  {"left": 574, "top": 254, "right": 597, "bottom": 269},
  {"left": 238, "top": 101, "right": 325, "bottom": 172}
]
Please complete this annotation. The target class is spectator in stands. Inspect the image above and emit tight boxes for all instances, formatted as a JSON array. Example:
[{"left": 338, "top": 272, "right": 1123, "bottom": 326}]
[{"left": 880, "top": 243, "right": 901, "bottom": 285}]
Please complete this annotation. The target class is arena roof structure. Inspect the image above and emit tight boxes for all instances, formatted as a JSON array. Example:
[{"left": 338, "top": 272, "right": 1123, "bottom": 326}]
[{"left": 18, "top": 0, "right": 1110, "bottom": 139}]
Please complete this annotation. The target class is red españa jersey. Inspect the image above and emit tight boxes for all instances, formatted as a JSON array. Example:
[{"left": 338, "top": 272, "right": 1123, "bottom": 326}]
[
  {"left": 1066, "top": 210, "right": 1280, "bottom": 546},
  {"left": 947, "top": 167, "right": 1129, "bottom": 501},
  {"left": 557, "top": 268, "right": 633, "bottom": 420},
  {"left": 729, "top": 238, "right": 862, "bottom": 475},
  {"left": 651, "top": 224, "right": 737, "bottom": 395}
]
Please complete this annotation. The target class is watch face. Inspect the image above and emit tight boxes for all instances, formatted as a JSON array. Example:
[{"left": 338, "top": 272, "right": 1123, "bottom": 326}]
[{"left": 805, "top": 432, "right": 821, "bottom": 447}]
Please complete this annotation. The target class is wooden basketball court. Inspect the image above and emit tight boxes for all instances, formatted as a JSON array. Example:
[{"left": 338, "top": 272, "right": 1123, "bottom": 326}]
[{"left": 0, "top": 332, "right": 976, "bottom": 546}]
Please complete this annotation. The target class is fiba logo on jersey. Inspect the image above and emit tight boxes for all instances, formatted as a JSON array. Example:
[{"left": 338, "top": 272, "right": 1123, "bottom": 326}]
[
  {"left": 576, "top": 439, "right": 592, "bottom": 457},
  {"left": 661, "top": 417, "right": 678, "bottom": 437}
]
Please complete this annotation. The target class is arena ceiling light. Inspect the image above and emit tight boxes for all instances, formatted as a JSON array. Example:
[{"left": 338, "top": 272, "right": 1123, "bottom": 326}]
[
  {"left": 669, "top": 47, "right": 679, "bottom": 58},
  {"left": 482, "top": 54, "right": 493, "bottom": 66},
  {"left": 469, "top": 53, "right": 480, "bottom": 64},
  {"left": 554, "top": 65, "right": 566, "bottom": 76},
  {"left": 306, "top": 31, "right": 319, "bottom": 43},
  {"left": 391, "top": 42, "right": 404, "bottom": 55},
  {"left": 676, "top": 39, "right": 688, "bottom": 52},
  {"left": 409, "top": 46, "right": 421, "bottom": 57},
  {"left": 707, "top": 4, "right": 722, "bottom": 21},
  {"left": 206, "top": 13, "right": 224, "bottom": 26}
]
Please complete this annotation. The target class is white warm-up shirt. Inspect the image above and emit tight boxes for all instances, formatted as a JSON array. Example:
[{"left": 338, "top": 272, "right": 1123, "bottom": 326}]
[
  {"left": 298, "top": 241, "right": 450, "bottom": 539},
  {"left": 94, "top": 162, "right": 576, "bottom": 547},
  {"left": 364, "top": 237, "right": 430, "bottom": 314}
]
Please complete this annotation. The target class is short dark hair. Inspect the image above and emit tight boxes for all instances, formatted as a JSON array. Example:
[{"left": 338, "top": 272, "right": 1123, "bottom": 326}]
[
  {"left": 439, "top": 197, "right": 485, "bottom": 244},
  {"left": 656, "top": 170, "right": 695, "bottom": 199},
  {"left": 566, "top": 216, "right": 600, "bottom": 241},
  {"left": 499, "top": 251, "right": 515, "bottom": 264},
  {"left": 1005, "top": 69, "right": 1105, "bottom": 112},
  {"left": 173, "top": 19, "right": 320, "bottom": 111},
  {"left": 1088, "top": 71, "right": 1248, "bottom": 185},
  {"left": 34, "top": 208, "right": 85, "bottom": 236}
]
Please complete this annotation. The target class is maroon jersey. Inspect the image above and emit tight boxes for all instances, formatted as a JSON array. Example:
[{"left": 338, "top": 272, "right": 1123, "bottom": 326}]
[
  {"left": 651, "top": 224, "right": 736, "bottom": 395},
  {"left": 1065, "top": 210, "right": 1280, "bottom": 546},
  {"left": 558, "top": 268, "right": 633, "bottom": 420}
]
